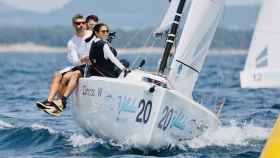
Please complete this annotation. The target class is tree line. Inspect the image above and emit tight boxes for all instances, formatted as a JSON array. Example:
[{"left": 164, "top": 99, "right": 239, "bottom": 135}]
[{"left": 0, "top": 26, "right": 253, "bottom": 49}]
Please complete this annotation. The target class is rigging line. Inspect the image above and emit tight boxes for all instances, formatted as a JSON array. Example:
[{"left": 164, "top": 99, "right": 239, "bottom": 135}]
[
  {"left": 123, "top": 29, "right": 141, "bottom": 48},
  {"left": 142, "top": 38, "right": 159, "bottom": 70},
  {"left": 214, "top": 5, "right": 225, "bottom": 106},
  {"left": 131, "top": 30, "right": 155, "bottom": 68},
  {"left": 143, "top": 30, "right": 155, "bottom": 47}
]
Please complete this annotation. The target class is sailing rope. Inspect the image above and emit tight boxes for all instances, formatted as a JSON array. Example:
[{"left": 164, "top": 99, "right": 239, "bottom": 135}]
[
  {"left": 131, "top": 29, "right": 155, "bottom": 68},
  {"left": 142, "top": 38, "right": 159, "bottom": 70},
  {"left": 213, "top": 5, "right": 226, "bottom": 110},
  {"left": 123, "top": 29, "right": 141, "bottom": 48}
]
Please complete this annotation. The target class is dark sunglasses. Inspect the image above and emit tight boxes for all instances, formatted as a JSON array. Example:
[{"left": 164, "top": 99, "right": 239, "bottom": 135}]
[
  {"left": 74, "top": 21, "right": 86, "bottom": 25},
  {"left": 100, "top": 30, "right": 109, "bottom": 34}
]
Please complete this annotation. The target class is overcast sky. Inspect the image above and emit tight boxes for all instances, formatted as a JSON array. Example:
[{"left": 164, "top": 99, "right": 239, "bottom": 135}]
[{"left": 0, "top": 0, "right": 262, "bottom": 14}]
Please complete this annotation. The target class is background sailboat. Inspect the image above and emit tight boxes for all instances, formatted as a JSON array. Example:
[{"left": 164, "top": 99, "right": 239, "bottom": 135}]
[
  {"left": 72, "top": 0, "right": 225, "bottom": 149},
  {"left": 240, "top": 0, "right": 280, "bottom": 88}
]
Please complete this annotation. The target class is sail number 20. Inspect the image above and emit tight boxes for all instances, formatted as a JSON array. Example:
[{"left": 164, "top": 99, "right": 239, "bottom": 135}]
[
  {"left": 158, "top": 106, "right": 173, "bottom": 131},
  {"left": 136, "top": 99, "right": 152, "bottom": 124}
]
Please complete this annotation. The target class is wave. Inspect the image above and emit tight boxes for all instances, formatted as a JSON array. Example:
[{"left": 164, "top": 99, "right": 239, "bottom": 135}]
[
  {"left": 0, "top": 120, "right": 14, "bottom": 129},
  {"left": 68, "top": 134, "right": 101, "bottom": 148},
  {"left": 31, "top": 123, "right": 56, "bottom": 134},
  {"left": 64, "top": 120, "right": 271, "bottom": 153},
  {"left": 184, "top": 121, "right": 271, "bottom": 149}
]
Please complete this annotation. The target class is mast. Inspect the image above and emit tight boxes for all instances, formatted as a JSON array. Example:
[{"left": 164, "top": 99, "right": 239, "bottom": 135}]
[{"left": 158, "top": 0, "right": 186, "bottom": 73}]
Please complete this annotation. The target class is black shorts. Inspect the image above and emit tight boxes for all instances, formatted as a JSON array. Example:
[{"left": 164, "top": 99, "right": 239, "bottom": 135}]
[{"left": 70, "top": 64, "right": 97, "bottom": 77}]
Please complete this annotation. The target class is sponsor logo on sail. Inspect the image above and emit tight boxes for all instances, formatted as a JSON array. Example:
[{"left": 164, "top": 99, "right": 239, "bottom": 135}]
[
  {"left": 256, "top": 46, "right": 268, "bottom": 68},
  {"left": 177, "top": 64, "right": 183, "bottom": 75}
]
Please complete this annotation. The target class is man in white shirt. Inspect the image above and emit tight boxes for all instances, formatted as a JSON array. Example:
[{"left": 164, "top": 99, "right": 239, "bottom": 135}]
[{"left": 36, "top": 14, "right": 98, "bottom": 116}]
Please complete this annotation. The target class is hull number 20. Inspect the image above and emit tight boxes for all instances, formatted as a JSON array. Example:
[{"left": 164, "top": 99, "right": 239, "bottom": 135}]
[{"left": 136, "top": 99, "right": 152, "bottom": 124}]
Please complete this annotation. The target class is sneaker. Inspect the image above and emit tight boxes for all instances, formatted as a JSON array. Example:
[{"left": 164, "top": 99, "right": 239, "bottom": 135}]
[
  {"left": 36, "top": 100, "right": 63, "bottom": 112},
  {"left": 36, "top": 100, "right": 63, "bottom": 117},
  {"left": 43, "top": 107, "right": 62, "bottom": 117},
  {"left": 36, "top": 100, "right": 54, "bottom": 110},
  {"left": 52, "top": 99, "right": 64, "bottom": 112}
]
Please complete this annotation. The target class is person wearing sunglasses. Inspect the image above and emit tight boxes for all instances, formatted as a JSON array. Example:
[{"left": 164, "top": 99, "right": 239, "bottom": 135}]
[
  {"left": 89, "top": 23, "right": 127, "bottom": 78},
  {"left": 36, "top": 14, "right": 92, "bottom": 116}
]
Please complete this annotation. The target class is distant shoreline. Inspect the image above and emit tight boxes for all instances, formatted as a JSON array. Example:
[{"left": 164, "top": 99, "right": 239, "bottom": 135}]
[
  {"left": 0, "top": 43, "right": 247, "bottom": 55},
  {"left": 0, "top": 43, "right": 65, "bottom": 53}
]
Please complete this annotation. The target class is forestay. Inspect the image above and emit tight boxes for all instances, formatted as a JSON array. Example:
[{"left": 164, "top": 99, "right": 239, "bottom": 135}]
[
  {"left": 243, "top": 0, "right": 280, "bottom": 70},
  {"left": 168, "top": 0, "right": 225, "bottom": 97}
]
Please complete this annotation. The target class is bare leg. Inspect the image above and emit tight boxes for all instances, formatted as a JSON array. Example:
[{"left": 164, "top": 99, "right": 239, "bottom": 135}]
[
  {"left": 62, "top": 70, "right": 81, "bottom": 97},
  {"left": 58, "top": 72, "right": 73, "bottom": 97},
  {"left": 47, "top": 72, "right": 62, "bottom": 102}
]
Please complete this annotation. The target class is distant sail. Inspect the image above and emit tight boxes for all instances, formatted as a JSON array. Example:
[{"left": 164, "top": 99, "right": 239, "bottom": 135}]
[
  {"left": 154, "top": 0, "right": 181, "bottom": 35},
  {"left": 168, "top": 0, "right": 225, "bottom": 97},
  {"left": 244, "top": 0, "right": 280, "bottom": 70},
  {"left": 240, "top": 0, "right": 280, "bottom": 88}
]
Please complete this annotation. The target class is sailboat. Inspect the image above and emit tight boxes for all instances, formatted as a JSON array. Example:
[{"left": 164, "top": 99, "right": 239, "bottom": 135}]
[
  {"left": 72, "top": 0, "right": 225, "bottom": 149},
  {"left": 240, "top": 0, "right": 280, "bottom": 88}
]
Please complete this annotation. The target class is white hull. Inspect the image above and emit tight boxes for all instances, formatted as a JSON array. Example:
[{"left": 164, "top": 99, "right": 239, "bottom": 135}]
[
  {"left": 73, "top": 70, "right": 219, "bottom": 149},
  {"left": 240, "top": 69, "right": 280, "bottom": 88}
]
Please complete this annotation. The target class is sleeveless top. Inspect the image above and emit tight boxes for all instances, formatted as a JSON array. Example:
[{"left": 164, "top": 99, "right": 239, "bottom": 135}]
[{"left": 89, "top": 40, "right": 121, "bottom": 77}]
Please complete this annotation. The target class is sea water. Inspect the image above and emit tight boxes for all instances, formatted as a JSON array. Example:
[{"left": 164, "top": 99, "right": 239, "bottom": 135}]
[{"left": 0, "top": 52, "right": 278, "bottom": 158}]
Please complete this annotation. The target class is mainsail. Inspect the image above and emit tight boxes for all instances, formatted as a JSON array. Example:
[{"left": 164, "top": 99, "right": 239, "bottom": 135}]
[
  {"left": 243, "top": 0, "right": 280, "bottom": 70},
  {"left": 168, "top": 0, "right": 225, "bottom": 97}
]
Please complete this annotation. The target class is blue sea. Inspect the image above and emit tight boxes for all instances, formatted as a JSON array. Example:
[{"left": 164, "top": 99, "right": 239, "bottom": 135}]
[{"left": 0, "top": 52, "right": 278, "bottom": 158}]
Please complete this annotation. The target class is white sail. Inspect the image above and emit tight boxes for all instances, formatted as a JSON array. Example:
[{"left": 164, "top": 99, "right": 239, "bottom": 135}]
[
  {"left": 168, "top": 0, "right": 225, "bottom": 97},
  {"left": 154, "top": 0, "right": 181, "bottom": 35},
  {"left": 240, "top": 0, "right": 280, "bottom": 88}
]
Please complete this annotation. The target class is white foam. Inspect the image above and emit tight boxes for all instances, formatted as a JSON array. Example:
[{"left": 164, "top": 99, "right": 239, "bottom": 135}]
[
  {"left": 184, "top": 121, "right": 271, "bottom": 149},
  {"left": 0, "top": 120, "right": 14, "bottom": 129},
  {"left": 31, "top": 123, "right": 56, "bottom": 134},
  {"left": 68, "top": 134, "right": 105, "bottom": 148},
  {"left": 68, "top": 121, "right": 271, "bottom": 150}
]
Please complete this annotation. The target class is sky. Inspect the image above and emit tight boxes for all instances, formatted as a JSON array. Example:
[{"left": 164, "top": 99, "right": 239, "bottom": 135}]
[
  {"left": 226, "top": 0, "right": 261, "bottom": 6},
  {"left": 0, "top": 0, "right": 71, "bottom": 13},
  {"left": 0, "top": 0, "right": 261, "bottom": 14},
  {"left": 0, "top": 0, "right": 262, "bottom": 29}
]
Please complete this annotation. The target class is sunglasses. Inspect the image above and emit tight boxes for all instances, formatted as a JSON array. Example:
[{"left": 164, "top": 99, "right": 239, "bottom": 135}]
[
  {"left": 74, "top": 21, "right": 86, "bottom": 25},
  {"left": 100, "top": 30, "right": 109, "bottom": 34}
]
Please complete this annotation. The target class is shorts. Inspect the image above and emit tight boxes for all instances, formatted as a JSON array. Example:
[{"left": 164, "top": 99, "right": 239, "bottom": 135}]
[
  {"left": 71, "top": 64, "right": 86, "bottom": 76},
  {"left": 58, "top": 65, "right": 87, "bottom": 77},
  {"left": 58, "top": 66, "right": 74, "bottom": 76},
  {"left": 58, "top": 64, "right": 97, "bottom": 78}
]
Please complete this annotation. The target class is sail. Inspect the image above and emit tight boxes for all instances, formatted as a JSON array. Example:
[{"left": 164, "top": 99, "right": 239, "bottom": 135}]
[
  {"left": 154, "top": 0, "right": 181, "bottom": 35},
  {"left": 168, "top": 0, "right": 225, "bottom": 97},
  {"left": 243, "top": 0, "right": 280, "bottom": 70}
]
